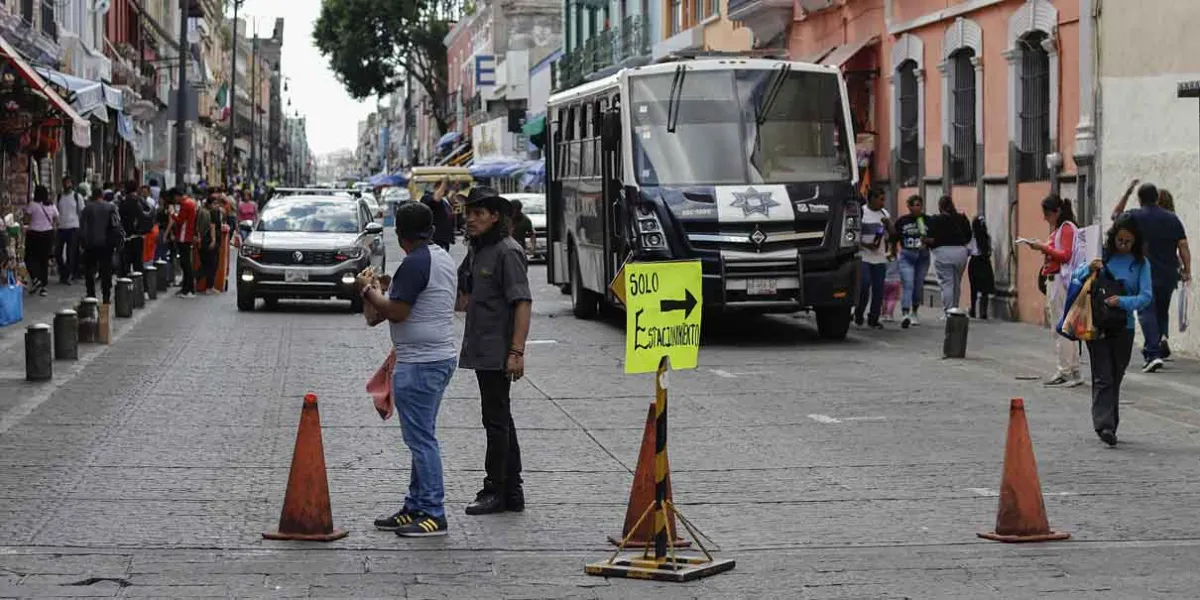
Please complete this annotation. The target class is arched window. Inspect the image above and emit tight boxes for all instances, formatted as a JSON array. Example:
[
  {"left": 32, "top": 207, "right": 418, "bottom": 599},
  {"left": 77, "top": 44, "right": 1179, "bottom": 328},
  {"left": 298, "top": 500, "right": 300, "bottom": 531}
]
[
  {"left": 949, "top": 48, "right": 977, "bottom": 185},
  {"left": 1017, "top": 31, "right": 1050, "bottom": 181},
  {"left": 896, "top": 60, "right": 920, "bottom": 187}
]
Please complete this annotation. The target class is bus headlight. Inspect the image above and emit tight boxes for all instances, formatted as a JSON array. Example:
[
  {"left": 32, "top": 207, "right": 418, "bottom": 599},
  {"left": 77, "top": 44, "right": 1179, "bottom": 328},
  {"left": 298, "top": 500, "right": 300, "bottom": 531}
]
[
  {"left": 635, "top": 207, "right": 666, "bottom": 249},
  {"left": 840, "top": 211, "right": 860, "bottom": 248}
]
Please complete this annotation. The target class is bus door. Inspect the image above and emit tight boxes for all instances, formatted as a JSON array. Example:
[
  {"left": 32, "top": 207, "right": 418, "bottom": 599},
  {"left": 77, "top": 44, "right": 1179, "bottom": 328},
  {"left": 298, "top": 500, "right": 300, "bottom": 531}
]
[
  {"left": 599, "top": 97, "right": 626, "bottom": 287},
  {"left": 546, "top": 116, "right": 567, "bottom": 286}
]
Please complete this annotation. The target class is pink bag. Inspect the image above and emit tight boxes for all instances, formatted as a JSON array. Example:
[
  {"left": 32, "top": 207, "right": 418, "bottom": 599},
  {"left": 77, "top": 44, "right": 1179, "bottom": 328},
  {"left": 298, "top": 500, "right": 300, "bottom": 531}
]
[{"left": 366, "top": 350, "right": 397, "bottom": 420}]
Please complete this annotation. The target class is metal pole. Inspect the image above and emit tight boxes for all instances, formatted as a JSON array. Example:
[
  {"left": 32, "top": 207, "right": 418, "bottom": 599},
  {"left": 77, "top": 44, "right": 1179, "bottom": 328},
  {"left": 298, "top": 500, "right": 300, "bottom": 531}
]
[
  {"left": 653, "top": 356, "right": 669, "bottom": 562},
  {"left": 225, "top": 0, "right": 242, "bottom": 187},
  {"left": 174, "top": 0, "right": 190, "bottom": 188},
  {"left": 251, "top": 34, "right": 259, "bottom": 184}
]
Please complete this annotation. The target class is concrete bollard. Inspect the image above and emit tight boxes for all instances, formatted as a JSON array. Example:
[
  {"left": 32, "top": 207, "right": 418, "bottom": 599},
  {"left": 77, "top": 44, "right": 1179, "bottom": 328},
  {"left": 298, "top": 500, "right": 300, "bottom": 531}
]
[
  {"left": 155, "top": 259, "right": 170, "bottom": 292},
  {"left": 25, "top": 324, "right": 52, "bottom": 381},
  {"left": 144, "top": 266, "right": 158, "bottom": 300},
  {"left": 130, "top": 272, "right": 146, "bottom": 309},
  {"left": 114, "top": 278, "right": 134, "bottom": 318},
  {"left": 53, "top": 309, "right": 79, "bottom": 360},
  {"left": 943, "top": 308, "right": 970, "bottom": 359},
  {"left": 78, "top": 297, "right": 99, "bottom": 343}
]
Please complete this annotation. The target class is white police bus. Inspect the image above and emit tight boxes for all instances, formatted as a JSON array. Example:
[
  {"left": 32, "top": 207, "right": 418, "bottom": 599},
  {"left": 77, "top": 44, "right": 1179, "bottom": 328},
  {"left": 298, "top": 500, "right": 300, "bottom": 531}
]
[{"left": 545, "top": 54, "right": 863, "bottom": 339}]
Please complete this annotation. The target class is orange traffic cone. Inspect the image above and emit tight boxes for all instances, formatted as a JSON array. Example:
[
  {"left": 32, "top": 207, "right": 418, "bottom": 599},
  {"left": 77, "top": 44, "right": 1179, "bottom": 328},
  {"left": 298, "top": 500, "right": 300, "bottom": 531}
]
[
  {"left": 978, "top": 398, "right": 1071, "bottom": 543},
  {"left": 607, "top": 403, "right": 691, "bottom": 548},
  {"left": 263, "top": 393, "right": 348, "bottom": 541}
]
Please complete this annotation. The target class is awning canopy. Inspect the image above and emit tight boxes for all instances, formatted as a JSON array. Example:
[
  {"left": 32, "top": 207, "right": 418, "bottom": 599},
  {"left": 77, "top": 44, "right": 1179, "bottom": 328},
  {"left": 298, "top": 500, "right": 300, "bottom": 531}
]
[
  {"left": 436, "top": 131, "right": 461, "bottom": 149},
  {"left": 819, "top": 36, "right": 879, "bottom": 68},
  {"left": 521, "top": 113, "right": 545, "bottom": 137},
  {"left": 0, "top": 35, "right": 91, "bottom": 147},
  {"left": 34, "top": 68, "right": 105, "bottom": 115}
]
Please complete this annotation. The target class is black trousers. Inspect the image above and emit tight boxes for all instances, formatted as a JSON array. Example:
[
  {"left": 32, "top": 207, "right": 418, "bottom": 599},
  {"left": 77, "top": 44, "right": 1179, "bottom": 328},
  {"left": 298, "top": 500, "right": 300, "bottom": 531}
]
[
  {"left": 55, "top": 228, "right": 79, "bottom": 282},
  {"left": 476, "top": 369, "right": 522, "bottom": 490},
  {"left": 1086, "top": 328, "right": 1134, "bottom": 434},
  {"left": 198, "top": 244, "right": 217, "bottom": 290},
  {"left": 83, "top": 246, "right": 114, "bottom": 302},
  {"left": 120, "top": 235, "right": 143, "bottom": 277},
  {"left": 24, "top": 230, "right": 53, "bottom": 286},
  {"left": 174, "top": 242, "right": 195, "bottom": 294}
]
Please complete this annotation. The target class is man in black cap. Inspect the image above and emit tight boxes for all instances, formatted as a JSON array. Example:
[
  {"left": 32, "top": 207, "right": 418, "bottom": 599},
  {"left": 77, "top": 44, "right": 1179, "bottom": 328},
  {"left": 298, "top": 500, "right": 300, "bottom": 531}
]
[{"left": 457, "top": 185, "right": 533, "bottom": 515}]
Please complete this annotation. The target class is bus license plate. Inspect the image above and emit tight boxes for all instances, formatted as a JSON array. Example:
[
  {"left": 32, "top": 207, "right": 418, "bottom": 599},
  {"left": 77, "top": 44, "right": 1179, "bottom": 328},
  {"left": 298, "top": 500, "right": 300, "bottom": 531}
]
[
  {"left": 746, "top": 278, "right": 777, "bottom": 296},
  {"left": 284, "top": 270, "right": 308, "bottom": 283}
]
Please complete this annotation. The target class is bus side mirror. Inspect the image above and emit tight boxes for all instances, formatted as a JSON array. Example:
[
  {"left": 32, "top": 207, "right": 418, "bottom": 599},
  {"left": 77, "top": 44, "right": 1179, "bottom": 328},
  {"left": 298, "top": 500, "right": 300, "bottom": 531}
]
[{"left": 601, "top": 113, "right": 620, "bottom": 151}]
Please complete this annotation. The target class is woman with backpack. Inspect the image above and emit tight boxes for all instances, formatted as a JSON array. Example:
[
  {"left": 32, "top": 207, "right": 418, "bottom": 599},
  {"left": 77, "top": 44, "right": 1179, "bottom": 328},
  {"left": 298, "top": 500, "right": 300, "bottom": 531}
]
[
  {"left": 1072, "top": 216, "right": 1152, "bottom": 446},
  {"left": 1029, "top": 195, "right": 1081, "bottom": 387}
]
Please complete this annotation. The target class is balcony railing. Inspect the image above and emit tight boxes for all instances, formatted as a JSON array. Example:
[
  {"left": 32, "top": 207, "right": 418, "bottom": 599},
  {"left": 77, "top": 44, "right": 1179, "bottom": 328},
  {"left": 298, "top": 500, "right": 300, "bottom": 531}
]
[{"left": 556, "top": 15, "right": 651, "bottom": 92}]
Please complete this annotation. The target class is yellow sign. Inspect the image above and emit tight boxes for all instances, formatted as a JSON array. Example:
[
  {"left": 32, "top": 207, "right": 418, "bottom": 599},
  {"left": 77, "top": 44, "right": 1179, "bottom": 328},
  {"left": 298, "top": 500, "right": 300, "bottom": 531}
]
[{"left": 620, "top": 261, "right": 703, "bottom": 374}]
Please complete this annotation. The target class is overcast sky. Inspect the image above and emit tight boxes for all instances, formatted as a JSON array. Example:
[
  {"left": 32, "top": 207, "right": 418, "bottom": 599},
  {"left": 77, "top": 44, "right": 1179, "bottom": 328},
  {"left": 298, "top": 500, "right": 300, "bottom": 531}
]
[{"left": 239, "top": 0, "right": 373, "bottom": 156}]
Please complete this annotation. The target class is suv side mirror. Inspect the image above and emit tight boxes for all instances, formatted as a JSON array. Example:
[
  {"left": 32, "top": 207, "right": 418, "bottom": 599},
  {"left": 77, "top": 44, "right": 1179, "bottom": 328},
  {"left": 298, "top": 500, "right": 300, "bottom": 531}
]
[
  {"left": 365, "top": 222, "right": 384, "bottom": 235},
  {"left": 601, "top": 112, "right": 620, "bottom": 152}
]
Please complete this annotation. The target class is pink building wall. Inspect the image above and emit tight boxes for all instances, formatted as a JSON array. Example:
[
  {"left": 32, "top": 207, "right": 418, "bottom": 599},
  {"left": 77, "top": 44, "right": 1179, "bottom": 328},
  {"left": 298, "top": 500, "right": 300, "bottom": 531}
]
[{"left": 788, "top": 0, "right": 1081, "bottom": 323}]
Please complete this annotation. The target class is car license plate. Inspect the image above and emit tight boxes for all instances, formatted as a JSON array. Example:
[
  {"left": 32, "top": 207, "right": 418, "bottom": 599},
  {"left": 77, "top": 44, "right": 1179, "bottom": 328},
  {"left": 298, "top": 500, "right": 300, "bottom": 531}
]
[
  {"left": 746, "top": 278, "right": 777, "bottom": 296},
  {"left": 284, "top": 269, "right": 308, "bottom": 283}
]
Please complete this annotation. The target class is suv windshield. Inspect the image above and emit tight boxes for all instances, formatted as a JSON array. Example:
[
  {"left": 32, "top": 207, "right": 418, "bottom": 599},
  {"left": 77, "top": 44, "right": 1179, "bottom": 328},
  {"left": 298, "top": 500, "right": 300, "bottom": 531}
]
[
  {"left": 259, "top": 199, "right": 361, "bottom": 233},
  {"left": 629, "top": 68, "right": 852, "bottom": 186}
]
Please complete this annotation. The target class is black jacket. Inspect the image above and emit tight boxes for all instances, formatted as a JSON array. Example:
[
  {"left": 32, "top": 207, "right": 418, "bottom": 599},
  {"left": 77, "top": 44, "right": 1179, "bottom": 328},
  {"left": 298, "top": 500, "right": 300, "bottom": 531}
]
[
  {"left": 422, "top": 193, "right": 455, "bottom": 248},
  {"left": 80, "top": 201, "right": 121, "bottom": 250},
  {"left": 118, "top": 193, "right": 152, "bottom": 238},
  {"left": 928, "top": 212, "right": 973, "bottom": 248}
]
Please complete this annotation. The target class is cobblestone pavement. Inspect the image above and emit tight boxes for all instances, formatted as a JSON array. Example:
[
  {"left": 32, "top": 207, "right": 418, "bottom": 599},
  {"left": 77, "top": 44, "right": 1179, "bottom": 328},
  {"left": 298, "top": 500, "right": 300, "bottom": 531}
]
[{"left": 3, "top": 237, "right": 1200, "bottom": 598}]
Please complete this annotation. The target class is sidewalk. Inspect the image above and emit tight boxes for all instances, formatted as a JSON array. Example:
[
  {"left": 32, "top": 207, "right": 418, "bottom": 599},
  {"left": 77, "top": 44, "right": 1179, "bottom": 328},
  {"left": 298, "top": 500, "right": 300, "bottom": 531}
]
[{"left": 0, "top": 278, "right": 88, "bottom": 348}]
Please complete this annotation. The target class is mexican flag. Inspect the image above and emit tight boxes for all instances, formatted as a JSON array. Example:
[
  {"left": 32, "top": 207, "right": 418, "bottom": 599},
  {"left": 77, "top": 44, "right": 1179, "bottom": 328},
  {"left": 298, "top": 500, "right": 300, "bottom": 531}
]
[{"left": 216, "top": 83, "right": 231, "bottom": 121}]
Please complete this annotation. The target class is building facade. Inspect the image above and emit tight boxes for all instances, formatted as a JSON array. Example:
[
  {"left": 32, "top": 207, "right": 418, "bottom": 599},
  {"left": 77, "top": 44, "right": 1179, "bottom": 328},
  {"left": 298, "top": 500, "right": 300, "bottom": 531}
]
[{"left": 737, "top": 0, "right": 1083, "bottom": 324}]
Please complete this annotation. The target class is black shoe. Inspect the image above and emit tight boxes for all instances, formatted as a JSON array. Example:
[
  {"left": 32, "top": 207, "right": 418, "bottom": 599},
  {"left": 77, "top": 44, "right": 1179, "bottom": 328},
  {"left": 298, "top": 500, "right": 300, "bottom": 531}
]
[
  {"left": 373, "top": 508, "right": 416, "bottom": 531},
  {"left": 853, "top": 316, "right": 864, "bottom": 327},
  {"left": 867, "top": 320, "right": 883, "bottom": 330},
  {"left": 1098, "top": 429, "right": 1117, "bottom": 446},
  {"left": 465, "top": 489, "right": 506, "bottom": 515},
  {"left": 394, "top": 512, "right": 448, "bottom": 537},
  {"left": 506, "top": 486, "right": 525, "bottom": 512}
]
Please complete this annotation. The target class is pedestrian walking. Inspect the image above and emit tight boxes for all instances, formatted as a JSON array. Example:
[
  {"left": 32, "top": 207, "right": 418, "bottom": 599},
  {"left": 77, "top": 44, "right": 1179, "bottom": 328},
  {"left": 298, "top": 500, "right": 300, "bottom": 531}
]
[
  {"left": 55, "top": 176, "right": 84, "bottom": 285},
  {"left": 881, "top": 258, "right": 901, "bottom": 322},
  {"left": 423, "top": 180, "right": 456, "bottom": 252},
  {"left": 360, "top": 202, "right": 459, "bottom": 538},
  {"left": 117, "top": 181, "right": 152, "bottom": 277},
  {"left": 79, "top": 186, "right": 121, "bottom": 303},
  {"left": 169, "top": 188, "right": 199, "bottom": 297},
  {"left": 854, "top": 188, "right": 890, "bottom": 329},
  {"left": 1116, "top": 182, "right": 1190, "bottom": 372},
  {"left": 968, "top": 215, "right": 995, "bottom": 320},
  {"left": 927, "top": 195, "right": 972, "bottom": 313},
  {"left": 237, "top": 189, "right": 257, "bottom": 241},
  {"left": 892, "top": 194, "right": 931, "bottom": 328},
  {"left": 1026, "top": 195, "right": 1081, "bottom": 387},
  {"left": 457, "top": 186, "right": 533, "bottom": 516},
  {"left": 1075, "top": 216, "right": 1152, "bottom": 446},
  {"left": 23, "top": 185, "right": 58, "bottom": 296},
  {"left": 195, "top": 195, "right": 218, "bottom": 294}
]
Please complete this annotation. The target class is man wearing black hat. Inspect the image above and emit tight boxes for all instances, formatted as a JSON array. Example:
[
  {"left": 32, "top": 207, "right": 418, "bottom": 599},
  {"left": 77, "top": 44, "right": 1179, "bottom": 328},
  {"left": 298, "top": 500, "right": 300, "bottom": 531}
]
[
  {"left": 457, "top": 186, "right": 533, "bottom": 515},
  {"left": 357, "top": 201, "right": 459, "bottom": 537}
]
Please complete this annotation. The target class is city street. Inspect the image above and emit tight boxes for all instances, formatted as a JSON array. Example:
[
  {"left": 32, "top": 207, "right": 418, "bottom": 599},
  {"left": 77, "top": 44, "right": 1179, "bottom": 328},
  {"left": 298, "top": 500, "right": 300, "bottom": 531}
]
[{"left": 3, "top": 236, "right": 1200, "bottom": 598}]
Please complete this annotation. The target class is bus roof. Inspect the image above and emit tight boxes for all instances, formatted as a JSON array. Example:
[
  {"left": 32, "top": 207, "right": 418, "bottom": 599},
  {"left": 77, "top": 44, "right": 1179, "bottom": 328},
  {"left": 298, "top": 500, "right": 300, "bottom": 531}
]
[
  {"left": 547, "top": 57, "right": 840, "bottom": 107},
  {"left": 408, "top": 166, "right": 471, "bottom": 177}
]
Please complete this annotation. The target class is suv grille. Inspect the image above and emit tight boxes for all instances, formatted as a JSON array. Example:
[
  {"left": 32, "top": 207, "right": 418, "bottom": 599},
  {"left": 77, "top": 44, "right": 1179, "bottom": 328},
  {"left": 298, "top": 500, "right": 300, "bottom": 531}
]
[{"left": 259, "top": 250, "right": 340, "bottom": 266}]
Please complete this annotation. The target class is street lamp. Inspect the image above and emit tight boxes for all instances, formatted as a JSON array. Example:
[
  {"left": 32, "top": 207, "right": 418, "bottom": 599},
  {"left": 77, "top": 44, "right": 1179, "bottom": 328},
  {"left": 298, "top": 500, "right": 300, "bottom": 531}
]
[{"left": 226, "top": 0, "right": 245, "bottom": 187}]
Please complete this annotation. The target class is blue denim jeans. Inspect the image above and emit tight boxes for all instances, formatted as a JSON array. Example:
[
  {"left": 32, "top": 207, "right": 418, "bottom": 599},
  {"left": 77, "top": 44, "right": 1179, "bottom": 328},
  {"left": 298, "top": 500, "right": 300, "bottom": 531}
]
[
  {"left": 1138, "top": 282, "right": 1176, "bottom": 361},
  {"left": 898, "top": 249, "right": 931, "bottom": 312},
  {"left": 855, "top": 261, "right": 887, "bottom": 324},
  {"left": 394, "top": 356, "right": 457, "bottom": 518}
]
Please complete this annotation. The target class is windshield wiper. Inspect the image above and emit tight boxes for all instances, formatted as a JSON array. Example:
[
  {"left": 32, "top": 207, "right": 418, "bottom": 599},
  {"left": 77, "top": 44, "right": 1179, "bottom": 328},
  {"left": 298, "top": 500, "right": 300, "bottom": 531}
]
[
  {"left": 666, "top": 64, "right": 686, "bottom": 134},
  {"left": 755, "top": 64, "right": 791, "bottom": 127}
]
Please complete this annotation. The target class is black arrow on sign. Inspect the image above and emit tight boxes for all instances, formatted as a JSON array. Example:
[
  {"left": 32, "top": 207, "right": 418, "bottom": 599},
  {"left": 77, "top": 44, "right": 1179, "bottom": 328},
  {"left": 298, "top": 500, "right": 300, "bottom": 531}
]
[{"left": 660, "top": 289, "right": 698, "bottom": 319}]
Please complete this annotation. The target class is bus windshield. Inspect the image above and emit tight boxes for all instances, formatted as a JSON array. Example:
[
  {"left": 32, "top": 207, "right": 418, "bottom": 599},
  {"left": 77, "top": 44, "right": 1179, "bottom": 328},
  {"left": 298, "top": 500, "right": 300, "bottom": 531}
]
[{"left": 629, "top": 67, "right": 853, "bottom": 187}]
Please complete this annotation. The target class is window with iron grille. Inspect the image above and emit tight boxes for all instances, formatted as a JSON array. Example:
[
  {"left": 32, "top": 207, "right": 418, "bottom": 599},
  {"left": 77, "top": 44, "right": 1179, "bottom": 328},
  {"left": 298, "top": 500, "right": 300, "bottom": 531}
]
[
  {"left": 896, "top": 60, "right": 919, "bottom": 187},
  {"left": 1018, "top": 32, "right": 1050, "bottom": 182},
  {"left": 20, "top": 0, "right": 33, "bottom": 24},
  {"left": 670, "top": 0, "right": 683, "bottom": 35},
  {"left": 949, "top": 49, "right": 976, "bottom": 186}
]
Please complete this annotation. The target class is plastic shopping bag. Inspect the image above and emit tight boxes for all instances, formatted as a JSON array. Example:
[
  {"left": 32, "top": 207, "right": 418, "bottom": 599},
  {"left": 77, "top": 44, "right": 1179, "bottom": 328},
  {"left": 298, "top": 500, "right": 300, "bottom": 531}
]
[
  {"left": 366, "top": 350, "right": 397, "bottom": 420},
  {"left": 0, "top": 270, "right": 22, "bottom": 327},
  {"left": 1057, "top": 272, "right": 1098, "bottom": 341},
  {"left": 1179, "top": 281, "right": 1190, "bottom": 333}
]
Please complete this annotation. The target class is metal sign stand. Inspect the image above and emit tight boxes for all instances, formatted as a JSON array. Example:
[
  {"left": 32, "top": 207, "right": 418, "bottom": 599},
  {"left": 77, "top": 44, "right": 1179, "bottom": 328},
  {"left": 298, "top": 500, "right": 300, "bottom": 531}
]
[{"left": 585, "top": 357, "right": 735, "bottom": 582}]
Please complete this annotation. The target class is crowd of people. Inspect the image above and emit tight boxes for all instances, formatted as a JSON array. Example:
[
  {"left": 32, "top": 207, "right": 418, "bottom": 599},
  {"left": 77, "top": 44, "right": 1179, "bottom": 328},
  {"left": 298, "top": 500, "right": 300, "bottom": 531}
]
[
  {"left": 357, "top": 186, "right": 532, "bottom": 539},
  {"left": 8, "top": 177, "right": 261, "bottom": 304}
]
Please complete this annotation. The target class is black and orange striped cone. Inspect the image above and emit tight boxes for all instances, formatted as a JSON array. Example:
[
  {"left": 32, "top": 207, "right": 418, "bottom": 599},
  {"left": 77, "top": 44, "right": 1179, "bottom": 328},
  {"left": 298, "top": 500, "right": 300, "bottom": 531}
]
[{"left": 607, "top": 403, "right": 690, "bottom": 548}]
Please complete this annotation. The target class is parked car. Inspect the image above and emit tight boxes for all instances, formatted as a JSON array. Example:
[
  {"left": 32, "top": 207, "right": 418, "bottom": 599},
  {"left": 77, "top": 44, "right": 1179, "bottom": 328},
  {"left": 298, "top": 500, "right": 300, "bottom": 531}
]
[
  {"left": 506, "top": 193, "right": 546, "bottom": 262},
  {"left": 236, "top": 194, "right": 385, "bottom": 312},
  {"left": 360, "top": 192, "right": 383, "bottom": 220}
]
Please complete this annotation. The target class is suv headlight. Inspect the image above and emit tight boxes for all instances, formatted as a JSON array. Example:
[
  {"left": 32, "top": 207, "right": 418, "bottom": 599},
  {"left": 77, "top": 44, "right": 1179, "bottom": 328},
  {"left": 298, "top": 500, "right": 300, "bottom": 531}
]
[
  {"left": 335, "top": 247, "right": 364, "bottom": 261},
  {"left": 240, "top": 244, "right": 263, "bottom": 258}
]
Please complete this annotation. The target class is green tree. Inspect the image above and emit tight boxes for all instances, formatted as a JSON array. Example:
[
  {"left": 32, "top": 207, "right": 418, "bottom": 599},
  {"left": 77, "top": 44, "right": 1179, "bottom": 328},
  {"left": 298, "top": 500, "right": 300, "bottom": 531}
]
[{"left": 313, "top": 0, "right": 454, "bottom": 134}]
